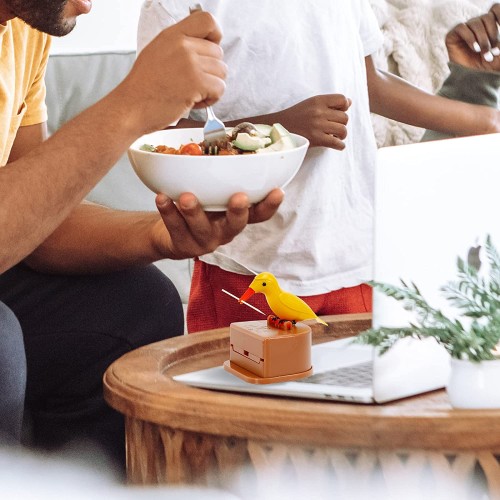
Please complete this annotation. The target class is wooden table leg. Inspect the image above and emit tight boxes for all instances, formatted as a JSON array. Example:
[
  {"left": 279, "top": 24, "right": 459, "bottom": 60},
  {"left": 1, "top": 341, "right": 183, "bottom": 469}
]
[
  {"left": 125, "top": 417, "right": 248, "bottom": 486},
  {"left": 125, "top": 417, "right": 499, "bottom": 499}
]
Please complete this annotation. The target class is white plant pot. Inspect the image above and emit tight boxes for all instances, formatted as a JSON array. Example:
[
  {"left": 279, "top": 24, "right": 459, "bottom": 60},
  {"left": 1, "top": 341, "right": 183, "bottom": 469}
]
[{"left": 447, "top": 358, "right": 500, "bottom": 409}]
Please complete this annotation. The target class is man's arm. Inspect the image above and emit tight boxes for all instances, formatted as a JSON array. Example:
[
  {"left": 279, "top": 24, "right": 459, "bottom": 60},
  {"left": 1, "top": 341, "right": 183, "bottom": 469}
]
[
  {"left": 7, "top": 123, "right": 48, "bottom": 163},
  {"left": 0, "top": 85, "right": 142, "bottom": 273},
  {"left": 24, "top": 189, "right": 283, "bottom": 274},
  {"left": 1, "top": 12, "right": 283, "bottom": 274}
]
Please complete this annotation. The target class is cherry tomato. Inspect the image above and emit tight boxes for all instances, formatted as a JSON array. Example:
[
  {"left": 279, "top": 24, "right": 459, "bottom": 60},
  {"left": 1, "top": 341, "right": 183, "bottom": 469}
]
[{"left": 179, "top": 143, "right": 203, "bottom": 155}]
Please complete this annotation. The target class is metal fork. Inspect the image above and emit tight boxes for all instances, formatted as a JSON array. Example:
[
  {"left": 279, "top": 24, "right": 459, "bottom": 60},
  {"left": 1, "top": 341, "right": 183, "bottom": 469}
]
[
  {"left": 189, "top": 4, "right": 227, "bottom": 154},
  {"left": 203, "top": 106, "right": 227, "bottom": 154}
]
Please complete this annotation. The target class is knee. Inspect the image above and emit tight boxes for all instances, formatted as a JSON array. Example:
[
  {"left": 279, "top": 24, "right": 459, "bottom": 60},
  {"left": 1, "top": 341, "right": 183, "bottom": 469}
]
[
  {"left": 0, "top": 302, "right": 26, "bottom": 443},
  {"left": 108, "top": 265, "right": 184, "bottom": 347},
  {"left": 0, "top": 302, "right": 26, "bottom": 369}
]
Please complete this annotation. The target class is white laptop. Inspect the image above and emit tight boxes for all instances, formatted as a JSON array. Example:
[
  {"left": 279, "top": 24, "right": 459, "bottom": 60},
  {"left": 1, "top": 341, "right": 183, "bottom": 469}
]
[{"left": 174, "top": 133, "right": 500, "bottom": 404}]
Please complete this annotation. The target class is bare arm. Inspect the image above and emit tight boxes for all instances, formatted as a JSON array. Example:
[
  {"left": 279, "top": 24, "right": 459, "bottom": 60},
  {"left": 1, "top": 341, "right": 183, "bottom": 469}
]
[
  {"left": 10, "top": 126, "right": 165, "bottom": 275},
  {"left": 175, "top": 94, "right": 352, "bottom": 150},
  {"left": 0, "top": 88, "right": 142, "bottom": 273},
  {"left": 365, "top": 55, "right": 500, "bottom": 136},
  {"left": 7, "top": 122, "right": 47, "bottom": 163},
  {"left": 1, "top": 12, "right": 283, "bottom": 274},
  {"left": 24, "top": 202, "right": 164, "bottom": 273},
  {"left": 24, "top": 188, "right": 283, "bottom": 274}
]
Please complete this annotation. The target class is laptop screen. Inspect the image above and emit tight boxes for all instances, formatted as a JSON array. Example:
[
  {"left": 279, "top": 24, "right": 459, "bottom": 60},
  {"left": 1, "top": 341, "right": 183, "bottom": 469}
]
[{"left": 372, "top": 133, "right": 500, "bottom": 328}]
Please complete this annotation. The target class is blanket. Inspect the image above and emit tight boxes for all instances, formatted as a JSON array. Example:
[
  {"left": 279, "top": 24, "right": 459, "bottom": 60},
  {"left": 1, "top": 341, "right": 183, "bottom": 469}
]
[{"left": 369, "top": 0, "right": 494, "bottom": 146}]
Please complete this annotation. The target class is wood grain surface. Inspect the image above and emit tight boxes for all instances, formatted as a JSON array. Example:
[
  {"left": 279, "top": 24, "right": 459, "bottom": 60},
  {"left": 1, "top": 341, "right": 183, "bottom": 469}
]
[{"left": 103, "top": 313, "right": 500, "bottom": 452}]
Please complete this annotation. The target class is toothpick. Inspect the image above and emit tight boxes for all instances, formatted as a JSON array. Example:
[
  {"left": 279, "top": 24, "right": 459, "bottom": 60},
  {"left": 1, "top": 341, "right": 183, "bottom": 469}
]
[{"left": 221, "top": 289, "right": 266, "bottom": 316}]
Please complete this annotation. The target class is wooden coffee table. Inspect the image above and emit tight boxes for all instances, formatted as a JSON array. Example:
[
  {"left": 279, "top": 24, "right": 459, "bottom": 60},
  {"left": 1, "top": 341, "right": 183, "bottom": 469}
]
[{"left": 103, "top": 313, "right": 500, "bottom": 498}]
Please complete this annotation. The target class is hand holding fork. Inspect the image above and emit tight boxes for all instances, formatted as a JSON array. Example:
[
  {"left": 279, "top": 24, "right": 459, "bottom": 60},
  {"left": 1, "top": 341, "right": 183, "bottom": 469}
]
[{"left": 190, "top": 3, "right": 228, "bottom": 154}]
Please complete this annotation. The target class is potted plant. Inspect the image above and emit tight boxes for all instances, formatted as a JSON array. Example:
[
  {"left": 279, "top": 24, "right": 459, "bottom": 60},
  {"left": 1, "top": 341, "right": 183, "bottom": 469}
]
[{"left": 357, "top": 235, "right": 500, "bottom": 409}]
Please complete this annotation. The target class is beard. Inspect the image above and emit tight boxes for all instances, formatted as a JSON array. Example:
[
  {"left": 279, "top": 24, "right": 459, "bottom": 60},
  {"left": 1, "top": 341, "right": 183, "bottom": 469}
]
[{"left": 6, "top": 0, "right": 75, "bottom": 36}]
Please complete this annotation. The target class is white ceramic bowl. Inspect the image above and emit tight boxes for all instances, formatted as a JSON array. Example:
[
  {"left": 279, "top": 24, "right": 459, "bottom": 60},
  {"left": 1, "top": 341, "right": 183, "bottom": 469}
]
[{"left": 128, "top": 128, "right": 309, "bottom": 211}]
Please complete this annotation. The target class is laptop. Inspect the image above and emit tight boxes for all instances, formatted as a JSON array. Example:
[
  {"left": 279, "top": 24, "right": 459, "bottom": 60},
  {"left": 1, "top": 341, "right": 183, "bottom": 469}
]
[{"left": 174, "top": 133, "right": 500, "bottom": 403}]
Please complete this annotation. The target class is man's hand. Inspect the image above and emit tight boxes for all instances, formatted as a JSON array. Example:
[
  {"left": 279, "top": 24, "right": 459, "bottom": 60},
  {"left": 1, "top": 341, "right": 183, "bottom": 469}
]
[
  {"left": 276, "top": 94, "right": 352, "bottom": 150},
  {"left": 118, "top": 11, "right": 227, "bottom": 135},
  {"left": 152, "top": 189, "right": 284, "bottom": 260},
  {"left": 446, "top": 4, "right": 500, "bottom": 72}
]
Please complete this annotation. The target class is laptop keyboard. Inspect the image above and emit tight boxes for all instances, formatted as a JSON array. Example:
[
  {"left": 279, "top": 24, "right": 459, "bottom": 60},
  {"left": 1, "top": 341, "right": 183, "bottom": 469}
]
[{"left": 296, "top": 361, "right": 373, "bottom": 388}]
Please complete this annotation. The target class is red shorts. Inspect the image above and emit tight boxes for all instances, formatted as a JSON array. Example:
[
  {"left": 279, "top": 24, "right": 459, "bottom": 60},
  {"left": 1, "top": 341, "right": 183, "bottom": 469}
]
[{"left": 186, "top": 259, "right": 372, "bottom": 333}]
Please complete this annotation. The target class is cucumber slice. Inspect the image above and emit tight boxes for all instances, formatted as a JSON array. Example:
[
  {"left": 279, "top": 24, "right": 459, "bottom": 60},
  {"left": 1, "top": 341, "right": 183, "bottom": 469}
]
[
  {"left": 269, "top": 123, "right": 292, "bottom": 144},
  {"left": 232, "top": 133, "right": 271, "bottom": 151},
  {"left": 254, "top": 124, "right": 273, "bottom": 137},
  {"left": 256, "top": 135, "right": 296, "bottom": 153}
]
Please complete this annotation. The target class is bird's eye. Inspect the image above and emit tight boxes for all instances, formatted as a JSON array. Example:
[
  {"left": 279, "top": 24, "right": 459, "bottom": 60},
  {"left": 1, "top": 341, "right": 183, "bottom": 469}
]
[{"left": 262, "top": 282, "right": 267, "bottom": 287}]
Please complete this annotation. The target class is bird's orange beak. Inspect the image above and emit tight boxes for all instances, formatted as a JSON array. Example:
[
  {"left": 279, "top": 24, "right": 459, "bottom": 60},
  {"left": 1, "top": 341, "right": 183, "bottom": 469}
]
[{"left": 238, "top": 287, "right": 255, "bottom": 304}]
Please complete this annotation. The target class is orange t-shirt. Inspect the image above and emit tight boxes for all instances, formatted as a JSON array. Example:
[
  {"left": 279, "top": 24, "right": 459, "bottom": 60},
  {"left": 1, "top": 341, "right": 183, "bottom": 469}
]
[{"left": 0, "top": 18, "right": 50, "bottom": 166}]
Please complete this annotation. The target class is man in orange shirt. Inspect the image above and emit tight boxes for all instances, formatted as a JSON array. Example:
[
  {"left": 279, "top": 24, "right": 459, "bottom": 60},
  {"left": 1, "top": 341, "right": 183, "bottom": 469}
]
[{"left": 0, "top": 0, "right": 283, "bottom": 465}]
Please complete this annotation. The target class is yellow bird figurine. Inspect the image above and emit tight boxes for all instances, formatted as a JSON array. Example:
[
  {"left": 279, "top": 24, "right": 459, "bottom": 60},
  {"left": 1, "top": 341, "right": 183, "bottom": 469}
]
[{"left": 239, "top": 272, "right": 328, "bottom": 327}]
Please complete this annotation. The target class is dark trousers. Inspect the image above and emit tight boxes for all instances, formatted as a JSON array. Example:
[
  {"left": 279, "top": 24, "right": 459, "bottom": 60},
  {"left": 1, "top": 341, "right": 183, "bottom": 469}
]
[
  {"left": 0, "top": 302, "right": 26, "bottom": 444},
  {"left": 0, "top": 262, "right": 184, "bottom": 465}
]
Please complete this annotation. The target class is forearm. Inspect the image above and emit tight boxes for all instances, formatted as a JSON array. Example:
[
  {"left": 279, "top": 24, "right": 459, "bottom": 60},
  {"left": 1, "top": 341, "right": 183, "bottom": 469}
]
[
  {"left": 24, "top": 202, "right": 165, "bottom": 274},
  {"left": 176, "top": 104, "right": 348, "bottom": 149},
  {"left": 0, "top": 86, "right": 146, "bottom": 274},
  {"left": 421, "top": 62, "right": 500, "bottom": 142},
  {"left": 1, "top": 11, "right": 229, "bottom": 274},
  {"left": 175, "top": 102, "right": 324, "bottom": 135},
  {"left": 367, "top": 65, "right": 498, "bottom": 137},
  {"left": 176, "top": 112, "right": 285, "bottom": 129}
]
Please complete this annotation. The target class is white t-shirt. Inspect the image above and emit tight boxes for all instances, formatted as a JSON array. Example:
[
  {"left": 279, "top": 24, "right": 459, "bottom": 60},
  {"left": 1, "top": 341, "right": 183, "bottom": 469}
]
[{"left": 138, "top": 0, "right": 383, "bottom": 295}]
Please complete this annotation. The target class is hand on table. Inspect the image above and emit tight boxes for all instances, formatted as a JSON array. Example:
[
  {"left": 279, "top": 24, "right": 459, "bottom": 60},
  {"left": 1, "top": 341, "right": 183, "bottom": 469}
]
[
  {"left": 276, "top": 94, "right": 352, "bottom": 150},
  {"left": 152, "top": 189, "right": 284, "bottom": 260},
  {"left": 446, "top": 4, "right": 500, "bottom": 72}
]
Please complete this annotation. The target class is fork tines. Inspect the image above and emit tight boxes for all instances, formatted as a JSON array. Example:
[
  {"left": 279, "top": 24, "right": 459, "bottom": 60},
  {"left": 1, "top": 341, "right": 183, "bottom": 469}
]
[
  {"left": 201, "top": 139, "right": 229, "bottom": 155},
  {"left": 203, "top": 106, "right": 228, "bottom": 154}
]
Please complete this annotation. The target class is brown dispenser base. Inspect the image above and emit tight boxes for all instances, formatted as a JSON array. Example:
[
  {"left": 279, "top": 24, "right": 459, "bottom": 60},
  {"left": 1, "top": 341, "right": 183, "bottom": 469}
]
[{"left": 224, "top": 320, "right": 312, "bottom": 384}]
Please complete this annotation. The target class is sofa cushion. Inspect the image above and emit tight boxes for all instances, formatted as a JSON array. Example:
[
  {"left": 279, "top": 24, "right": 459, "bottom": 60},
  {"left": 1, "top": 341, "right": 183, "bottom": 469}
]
[{"left": 45, "top": 50, "right": 158, "bottom": 211}]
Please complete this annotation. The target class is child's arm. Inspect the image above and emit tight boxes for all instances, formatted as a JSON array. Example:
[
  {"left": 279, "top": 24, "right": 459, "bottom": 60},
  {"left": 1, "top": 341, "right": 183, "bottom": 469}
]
[
  {"left": 174, "top": 94, "right": 352, "bottom": 151},
  {"left": 422, "top": 5, "right": 500, "bottom": 142},
  {"left": 366, "top": 56, "right": 500, "bottom": 138},
  {"left": 367, "top": 4, "right": 500, "bottom": 139}
]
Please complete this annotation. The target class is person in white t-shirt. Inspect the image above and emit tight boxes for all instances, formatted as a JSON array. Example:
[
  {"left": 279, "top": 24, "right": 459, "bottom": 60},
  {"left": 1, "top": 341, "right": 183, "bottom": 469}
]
[{"left": 138, "top": 0, "right": 500, "bottom": 333}]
